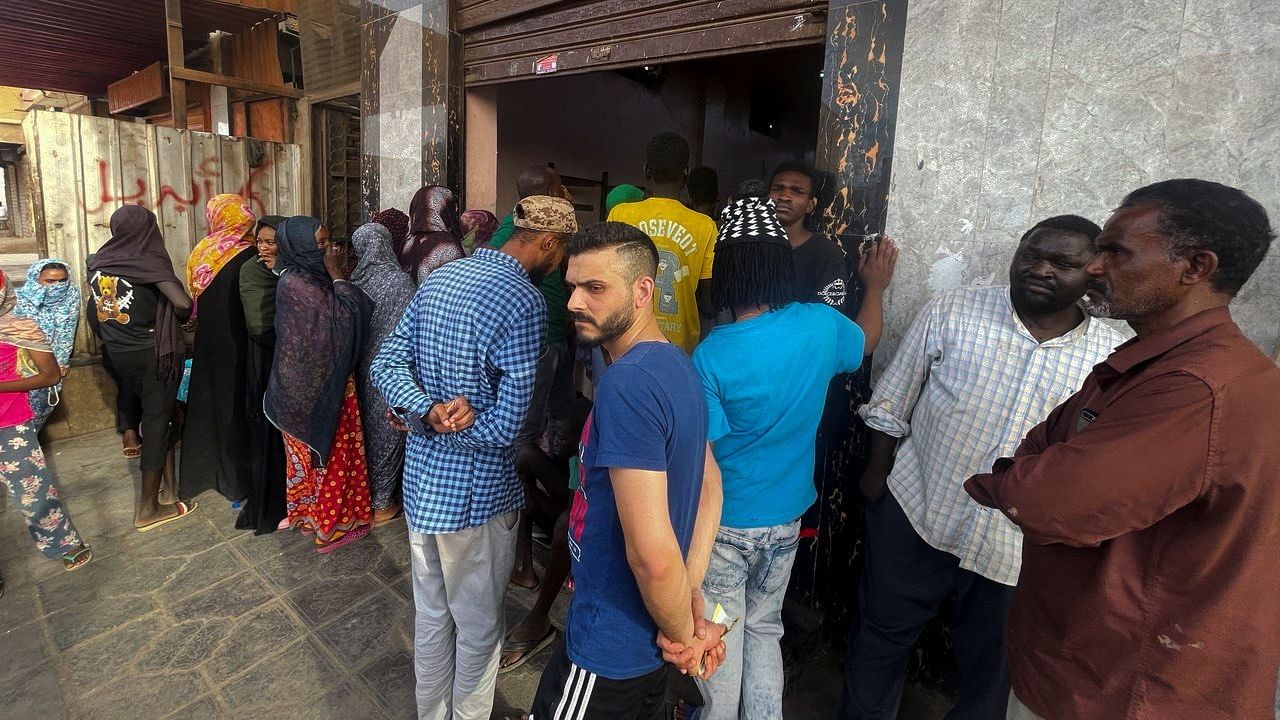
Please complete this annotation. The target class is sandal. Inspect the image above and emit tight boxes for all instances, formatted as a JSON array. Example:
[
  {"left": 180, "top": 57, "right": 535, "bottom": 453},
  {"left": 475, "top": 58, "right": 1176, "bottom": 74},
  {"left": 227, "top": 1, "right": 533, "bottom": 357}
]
[
  {"left": 316, "top": 524, "right": 371, "bottom": 554},
  {"left": 122, "top": 444, "right": 141, "bottom": 459},
  {"left": 62, "top": 545, "right": 93, "bottom": 572},
  {"left": 136, "top": 501, "right": 198, "bottom": 532},
  {"left": 499, "top": 625, "right": 556, "bottom": 674},
  {"left": 373, "top": 506, "right": 404, "bottom": 528}
]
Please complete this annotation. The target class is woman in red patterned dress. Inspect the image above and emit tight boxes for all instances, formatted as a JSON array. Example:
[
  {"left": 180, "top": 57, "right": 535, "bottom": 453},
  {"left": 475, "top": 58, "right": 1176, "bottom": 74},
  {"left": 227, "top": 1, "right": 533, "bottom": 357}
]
[{"left": 264, "top": 216, "right": 372, "bottom": 552}]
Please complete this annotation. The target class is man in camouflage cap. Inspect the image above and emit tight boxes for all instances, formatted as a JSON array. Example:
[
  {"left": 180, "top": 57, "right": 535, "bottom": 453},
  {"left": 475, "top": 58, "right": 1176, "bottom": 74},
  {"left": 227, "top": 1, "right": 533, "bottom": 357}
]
[
  {"left": 514, "top": 194, "right": 578, "bottom": 236},
  {"left": 371, "top": 192, "right": 577, "bottom": 720}
]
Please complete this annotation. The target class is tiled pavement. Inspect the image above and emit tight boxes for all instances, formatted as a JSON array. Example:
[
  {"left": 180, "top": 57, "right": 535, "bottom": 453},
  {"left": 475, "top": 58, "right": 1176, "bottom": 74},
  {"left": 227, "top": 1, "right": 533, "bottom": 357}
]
[
  {"left": 1, "top": 429, "right": 948, "bottom": 720},
  {"left": 0, "top": 429, "right": 556, "bottom": 720}
]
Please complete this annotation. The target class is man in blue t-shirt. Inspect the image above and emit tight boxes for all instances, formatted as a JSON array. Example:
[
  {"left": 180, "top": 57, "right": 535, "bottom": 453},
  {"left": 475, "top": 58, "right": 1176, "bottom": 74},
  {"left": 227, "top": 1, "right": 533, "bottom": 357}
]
[
  {"left": 530, "top": 222, "right": 727, "bottom": 720},
  {"left": 690, "top": 197, "right": 866, "bottom": 720}
]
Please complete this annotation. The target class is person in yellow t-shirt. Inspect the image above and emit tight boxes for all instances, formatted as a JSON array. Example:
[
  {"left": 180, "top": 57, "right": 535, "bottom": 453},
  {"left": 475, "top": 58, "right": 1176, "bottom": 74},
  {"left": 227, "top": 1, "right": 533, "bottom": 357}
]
[{"left": 608, "top": 132, "right": 717, "bottom": 353}]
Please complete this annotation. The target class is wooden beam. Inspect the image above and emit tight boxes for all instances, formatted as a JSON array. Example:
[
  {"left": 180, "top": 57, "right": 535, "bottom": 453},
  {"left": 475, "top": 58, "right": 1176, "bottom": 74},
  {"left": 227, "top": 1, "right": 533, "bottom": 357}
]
[
  {"left": 164, "top": 0, "right": 187, "bottom": 129},
  {"left": 170, "top": 67, "right": 305, "bottom": 99}
]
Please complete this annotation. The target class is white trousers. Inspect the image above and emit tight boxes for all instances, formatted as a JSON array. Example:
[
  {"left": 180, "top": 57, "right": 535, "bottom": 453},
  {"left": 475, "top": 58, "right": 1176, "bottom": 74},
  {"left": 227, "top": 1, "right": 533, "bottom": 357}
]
[{"left": 410, "top": 511, "right": 519, "bottom": 720}]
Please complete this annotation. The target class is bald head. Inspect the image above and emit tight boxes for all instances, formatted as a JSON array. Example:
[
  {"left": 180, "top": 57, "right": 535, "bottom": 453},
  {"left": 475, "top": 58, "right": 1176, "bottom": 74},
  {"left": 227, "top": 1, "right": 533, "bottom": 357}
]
[{"left": 516, "top": 166, "right": 563, "bottom": 199}]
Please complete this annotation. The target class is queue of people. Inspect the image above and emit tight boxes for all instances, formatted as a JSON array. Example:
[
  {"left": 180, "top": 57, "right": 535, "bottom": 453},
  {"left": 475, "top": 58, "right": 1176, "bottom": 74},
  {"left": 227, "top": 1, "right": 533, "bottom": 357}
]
[{"left": 0, "top": 126, "right": 1277, "bottom": 720}]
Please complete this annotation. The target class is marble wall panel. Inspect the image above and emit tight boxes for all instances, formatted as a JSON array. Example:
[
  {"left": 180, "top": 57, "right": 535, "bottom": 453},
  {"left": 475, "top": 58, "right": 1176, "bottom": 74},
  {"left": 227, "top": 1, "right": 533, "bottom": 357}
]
[
  {"left": 883, "top": 0, "right": 1280, "bottom": 361},
  {"left": 881, "top": 0, "right": 1002, "bottom": 355},
  {"left": 360, "top": 0, "right": 461, "bottom": 216}
]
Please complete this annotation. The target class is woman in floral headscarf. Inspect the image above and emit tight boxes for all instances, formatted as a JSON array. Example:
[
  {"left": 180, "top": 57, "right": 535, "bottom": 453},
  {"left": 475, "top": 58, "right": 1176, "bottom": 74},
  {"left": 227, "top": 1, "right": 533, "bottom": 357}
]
[
  {"left": 0, "top": 268, "right": 92, "bottom": 579},
  {"left": 459, "top": 208, "right": 498, "bottom": 255},
  {"left": 14, "top": 258, "right": 80, "bottom": 427},
  {"left": 180, "top": 194, "right": 258, "bottom": 512}
]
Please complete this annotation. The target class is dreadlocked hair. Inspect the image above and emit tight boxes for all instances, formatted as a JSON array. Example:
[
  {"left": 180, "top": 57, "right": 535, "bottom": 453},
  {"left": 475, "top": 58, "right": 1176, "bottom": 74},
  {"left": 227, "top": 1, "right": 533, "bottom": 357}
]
[{"left": 709, "top": 241, "right": 797, "bottom": 313}]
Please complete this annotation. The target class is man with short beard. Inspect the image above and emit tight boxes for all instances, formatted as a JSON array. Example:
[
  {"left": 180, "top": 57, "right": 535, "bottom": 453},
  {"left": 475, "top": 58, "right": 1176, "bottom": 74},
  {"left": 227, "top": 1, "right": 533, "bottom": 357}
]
[
  {"left": 372, "top": 196, "right": 576, "bottom": 720},
  {"left": 841, "top": 215, "right": 1125, "bottom": 720},
  {"left": 529, "top": 221, "right": 727, "bottom": 719},
  {"left": 966, "top": 179, "right": 1280, "bottom": 720}
]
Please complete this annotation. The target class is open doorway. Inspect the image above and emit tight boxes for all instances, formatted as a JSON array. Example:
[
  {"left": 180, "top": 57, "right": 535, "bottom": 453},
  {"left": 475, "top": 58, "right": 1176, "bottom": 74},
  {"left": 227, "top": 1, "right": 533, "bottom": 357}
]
[{"left": 478, "top": 44, "right": 825, "bottom": 222}]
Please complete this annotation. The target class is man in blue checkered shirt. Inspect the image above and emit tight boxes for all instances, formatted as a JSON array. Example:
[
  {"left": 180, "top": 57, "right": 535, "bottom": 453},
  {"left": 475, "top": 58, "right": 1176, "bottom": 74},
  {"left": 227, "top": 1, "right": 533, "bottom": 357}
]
[{"left": 372, "top": 195, "right": 578, "bottom": 720}]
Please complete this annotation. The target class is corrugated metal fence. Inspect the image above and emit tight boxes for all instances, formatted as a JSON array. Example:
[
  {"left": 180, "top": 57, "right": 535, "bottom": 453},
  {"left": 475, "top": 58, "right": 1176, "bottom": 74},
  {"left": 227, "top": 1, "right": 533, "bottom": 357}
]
[{"left": 22, "top": 109, "right": 301, "bottom": 355}]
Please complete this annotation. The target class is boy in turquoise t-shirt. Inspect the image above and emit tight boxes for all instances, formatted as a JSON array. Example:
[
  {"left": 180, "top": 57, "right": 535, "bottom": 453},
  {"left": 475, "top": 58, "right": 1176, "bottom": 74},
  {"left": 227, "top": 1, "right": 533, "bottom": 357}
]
[{"left": 690, "top": 197, "right": 865, "bottom": 719}]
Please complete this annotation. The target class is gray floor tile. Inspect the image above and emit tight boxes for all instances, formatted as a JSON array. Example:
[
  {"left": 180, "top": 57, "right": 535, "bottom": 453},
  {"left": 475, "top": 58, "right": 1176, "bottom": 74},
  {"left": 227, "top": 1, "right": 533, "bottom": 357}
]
[
  {"left": 370, "top": 535, "right": 411, "bottom": 581},
  {"left": 0, "top": 580, "right": 44, "bottom": 634},
  {"left": 199, "top": 600, "right": 308, "bottom": 684},
  {"left": 56, "top": 613, "right": 167, "bottom": 694},
  {"left": 157, "top": 544, "right": 246, "bottom": 602},
  {"left": 0, "top": 665, "right": 69, "bottom": 720},
  {"left": 318, "top": 536, "right": 398, "bottom": 580},
  {"left": 389, "top": 571, "right": 413, "bottom": 602},
  {"left": 228, "top": 526, "right": 311, "bottom": 566},
  {"left": 256, "top": 545, "right": 332, "bottom": 591},
  {"left": 45, "top": 591, "right": 156, "bottom": 651},
  {"left": 226, "top": 681, "right": 388, "bottom": 720},
  {"left": 164, "top": 694, "right": 227, "bottom": 720},
  {"left": 359, "top": 649, "right": 416, "bottom": 717},
  {"left": 0, "top": 619, "right": 51, "bottom": 680},
  {"left": 220, "top": 638, "right": 344, "bottom": 714},
  {"left": 316, "top": 589, "right": 413, "bottom": 671},
  {"left": 286, "top": 573, "right": 379, "bottom": 626},
  {"left": 66, "top": 665, "right": 212, "bottom": 720},
  {"left": 138, "top": 618, "right": 234, "bottom": 674},
  {"left": 167, "top": 569, "right": 274, "bottom": 622}
]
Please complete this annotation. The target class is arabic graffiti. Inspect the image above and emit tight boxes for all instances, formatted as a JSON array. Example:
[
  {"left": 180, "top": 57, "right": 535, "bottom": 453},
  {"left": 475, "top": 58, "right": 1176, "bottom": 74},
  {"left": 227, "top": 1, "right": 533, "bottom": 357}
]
[{"left": 81, "top": 155, "right": 275, "bottom": 218}]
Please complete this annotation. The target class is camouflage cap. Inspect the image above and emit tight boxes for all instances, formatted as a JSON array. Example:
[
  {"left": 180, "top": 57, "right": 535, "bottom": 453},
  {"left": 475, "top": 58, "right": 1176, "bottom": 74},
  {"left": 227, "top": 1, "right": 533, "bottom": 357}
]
[{"left": 513, "top": 195, "right": 578, "bottom": 234}]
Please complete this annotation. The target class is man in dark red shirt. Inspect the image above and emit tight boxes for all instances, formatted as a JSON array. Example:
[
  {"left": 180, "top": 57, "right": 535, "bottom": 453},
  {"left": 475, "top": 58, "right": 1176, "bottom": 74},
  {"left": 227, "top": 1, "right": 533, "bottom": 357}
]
[{"left": 966, "top": 179, "right": 1279, "bottom": 720}]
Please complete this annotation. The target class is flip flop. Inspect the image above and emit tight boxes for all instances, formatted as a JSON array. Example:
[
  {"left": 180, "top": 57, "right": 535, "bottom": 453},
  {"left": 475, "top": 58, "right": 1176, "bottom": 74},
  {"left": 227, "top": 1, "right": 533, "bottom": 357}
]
[
  {"left": 122, "top": 445, "right": 141, "bottom": 459},
  {"left": 136, "top": 501, "right": 198, "bottom": 533},
  {"left": 61, "top": 545, "right": 93, "bottom": 572},
  {"left": 316, "top": 524, "right": 371, "bottom": 554},
  {"left": 499, "top": 626, "right": 556, "bottom": 674}
]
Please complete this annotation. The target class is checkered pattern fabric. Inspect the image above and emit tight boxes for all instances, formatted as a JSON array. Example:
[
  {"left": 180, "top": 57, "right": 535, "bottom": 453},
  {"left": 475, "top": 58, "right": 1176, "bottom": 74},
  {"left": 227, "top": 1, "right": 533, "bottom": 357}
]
[
  {"left": 716, "top": 197, "right": 789, "bottom": 247},
  {"left": 371, "top": 248, "right": 546, "bottom": 534},
  {"left": 860, "top": 285, "right": 1125, "bottom": 585}
]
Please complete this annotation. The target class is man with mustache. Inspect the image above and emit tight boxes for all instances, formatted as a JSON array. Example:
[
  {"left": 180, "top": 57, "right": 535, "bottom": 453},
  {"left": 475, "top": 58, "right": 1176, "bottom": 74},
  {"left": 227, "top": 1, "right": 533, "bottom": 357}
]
[
  {"left": 530, "top": 221, "right": 726, "bottom": 719},
  {"left": 841, "top": 215, "right": 1125, "bottom": 720},
  {"left": 966, "top": 180, "right": 1280, "bottom": 720}
]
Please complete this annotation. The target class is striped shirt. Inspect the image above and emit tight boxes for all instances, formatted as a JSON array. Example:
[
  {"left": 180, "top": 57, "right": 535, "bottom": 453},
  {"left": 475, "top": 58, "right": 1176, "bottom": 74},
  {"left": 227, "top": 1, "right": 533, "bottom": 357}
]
[
  {"left": 859, "top": 286, "right": 1124, "bottom": 585},
  {"left": 371, "top": 248, "right": 545, "bottom": 534}
]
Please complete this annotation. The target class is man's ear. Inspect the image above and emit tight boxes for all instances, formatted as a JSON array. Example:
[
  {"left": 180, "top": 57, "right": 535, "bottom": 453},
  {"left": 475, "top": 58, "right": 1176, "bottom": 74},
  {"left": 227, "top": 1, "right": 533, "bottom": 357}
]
[
  {"left": 806, "top": 195, "right": 818, "bottom": 215},
  {"left": 635, "top": 275, "right": 655, "bottom": 308},
  {"left": 1181, "top": 249, "right": 1220, "bottom": 288}
]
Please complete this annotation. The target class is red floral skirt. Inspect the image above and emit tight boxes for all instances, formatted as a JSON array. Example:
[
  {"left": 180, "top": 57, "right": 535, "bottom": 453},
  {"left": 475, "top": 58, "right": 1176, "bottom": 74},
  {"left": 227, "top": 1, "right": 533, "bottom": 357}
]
[{"left": 282, "top": 378, "right": 372, "bottom": 544}]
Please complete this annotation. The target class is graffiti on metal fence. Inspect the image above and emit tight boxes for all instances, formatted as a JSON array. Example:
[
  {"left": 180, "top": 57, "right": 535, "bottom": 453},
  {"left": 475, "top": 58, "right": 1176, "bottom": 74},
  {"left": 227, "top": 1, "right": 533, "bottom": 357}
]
[{"left": 82, "top": 156, "right": 274, "bottom": 218}]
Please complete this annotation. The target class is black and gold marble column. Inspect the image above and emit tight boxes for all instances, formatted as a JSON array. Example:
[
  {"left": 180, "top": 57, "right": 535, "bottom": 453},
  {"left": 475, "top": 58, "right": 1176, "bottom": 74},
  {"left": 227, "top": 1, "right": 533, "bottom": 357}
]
[
  {"left": 789, "top": 0, "right": 909, "bottom": 635},
  {"left": 360, "top": 0, "right": 463, "bottom": 218}
]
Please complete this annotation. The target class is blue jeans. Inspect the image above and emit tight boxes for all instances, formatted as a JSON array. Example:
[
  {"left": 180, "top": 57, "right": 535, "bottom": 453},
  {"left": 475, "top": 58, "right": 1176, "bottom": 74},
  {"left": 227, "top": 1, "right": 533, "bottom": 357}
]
[{"left": 701, "top": 520, "right": 800, "bottom": 720}]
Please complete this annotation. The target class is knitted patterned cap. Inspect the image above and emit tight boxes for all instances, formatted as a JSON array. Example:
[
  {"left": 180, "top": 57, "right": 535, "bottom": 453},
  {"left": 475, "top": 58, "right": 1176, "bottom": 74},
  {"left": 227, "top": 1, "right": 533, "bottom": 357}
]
[{"left": 716, "top": 197, "right": 789, "bottom": 248}]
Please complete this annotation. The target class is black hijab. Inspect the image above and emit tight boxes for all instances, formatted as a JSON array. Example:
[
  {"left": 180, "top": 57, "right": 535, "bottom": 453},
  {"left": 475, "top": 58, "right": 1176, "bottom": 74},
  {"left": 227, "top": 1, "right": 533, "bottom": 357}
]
[
  {"left": 263, "top": 216, "right": 369, "bottom": 467},
  {"left": 88, "top": 205, "right": 185, "bottom": 380}
]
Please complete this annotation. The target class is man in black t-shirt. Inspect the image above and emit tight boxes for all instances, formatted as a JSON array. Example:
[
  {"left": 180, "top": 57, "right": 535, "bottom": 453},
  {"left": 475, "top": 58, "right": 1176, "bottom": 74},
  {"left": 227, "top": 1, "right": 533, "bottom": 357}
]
[{"left": 767, "top": 162, "right": 897, "bottom": 349}]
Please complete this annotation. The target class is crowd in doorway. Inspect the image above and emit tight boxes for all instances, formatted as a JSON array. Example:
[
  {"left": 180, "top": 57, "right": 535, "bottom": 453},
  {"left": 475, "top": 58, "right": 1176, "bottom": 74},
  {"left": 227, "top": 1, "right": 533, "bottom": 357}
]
[{"left": 0, "top": 128, "right": 1278, "bottom": 720}]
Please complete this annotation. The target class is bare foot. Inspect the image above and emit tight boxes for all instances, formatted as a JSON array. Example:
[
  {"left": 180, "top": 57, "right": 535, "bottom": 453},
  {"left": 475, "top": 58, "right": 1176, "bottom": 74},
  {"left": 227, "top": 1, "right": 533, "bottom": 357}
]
[
  {"left": 157, "top": 483, "right": 177, "bottom": 506},
  {"left": 501, "top": 612, "right": 555, "bottom": 671},
  {"left": 509, "top": 564, "right": 538, "bottom": 590},
  {"left": 506, "top": 612, "right": 552, "bottom": 647},
  {"left": 134, "top": 503, "right": 181, "bottom": 528},
  {"left": 122, "top": 428, "right": 141, "bottom": 458}
]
